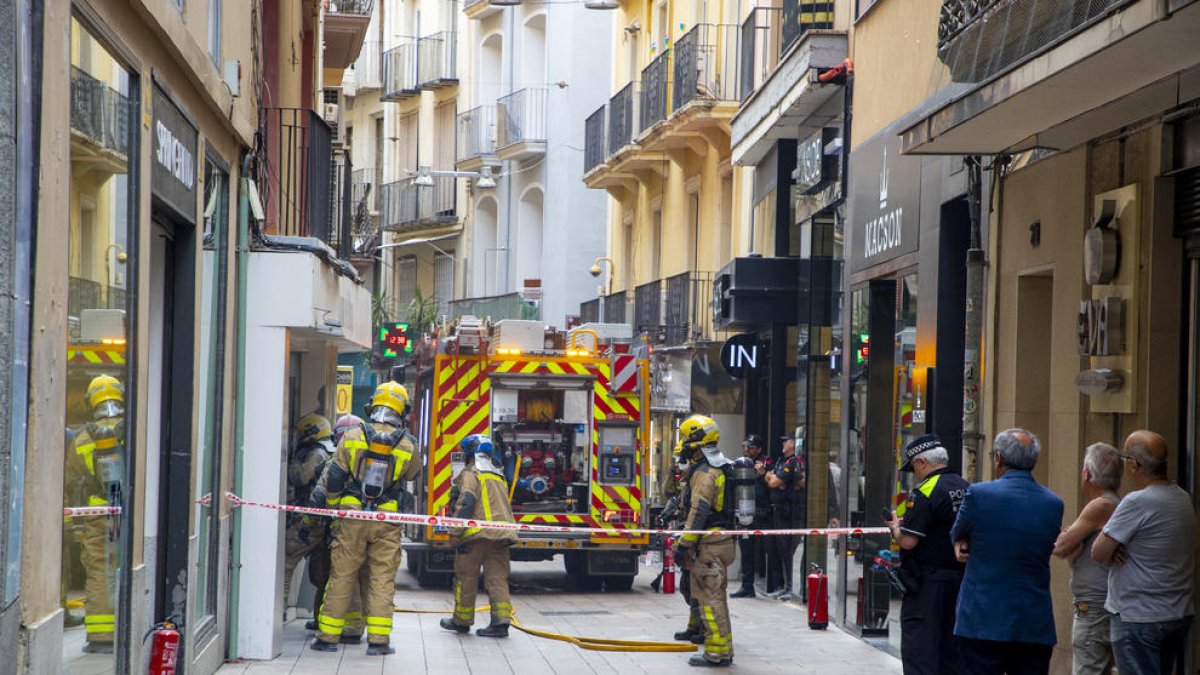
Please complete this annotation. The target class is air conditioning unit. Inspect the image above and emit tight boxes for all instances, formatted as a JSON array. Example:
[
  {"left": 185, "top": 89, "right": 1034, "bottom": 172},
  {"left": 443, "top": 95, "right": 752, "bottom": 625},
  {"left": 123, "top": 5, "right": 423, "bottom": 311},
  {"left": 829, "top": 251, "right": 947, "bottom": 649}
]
[{"left": 324, "top": 103, "right": 340, "bottom": 125}]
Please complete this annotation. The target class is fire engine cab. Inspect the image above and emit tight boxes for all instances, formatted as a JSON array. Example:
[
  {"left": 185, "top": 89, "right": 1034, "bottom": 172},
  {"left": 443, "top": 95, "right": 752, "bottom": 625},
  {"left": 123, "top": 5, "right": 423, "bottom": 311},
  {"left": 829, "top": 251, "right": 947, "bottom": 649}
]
[{"left": 405, "top": 318, "right": 651, "bottom": 591}]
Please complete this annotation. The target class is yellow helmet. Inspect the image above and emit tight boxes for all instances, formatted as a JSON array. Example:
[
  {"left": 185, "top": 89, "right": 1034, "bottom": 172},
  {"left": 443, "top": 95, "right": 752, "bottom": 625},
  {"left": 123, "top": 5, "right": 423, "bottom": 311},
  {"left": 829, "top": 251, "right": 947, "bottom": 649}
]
[
  {"left": 86, "top": 375, "right": 124, "bottom": 409},
  {"left": 294, "top": 413, "right": 333, "bottom": 445},
  {"left": 369, "top": 381, "right": 410, "bottom": 422},
  {"left": 680, "top": 414, "right": 720, "bottom": 447}
]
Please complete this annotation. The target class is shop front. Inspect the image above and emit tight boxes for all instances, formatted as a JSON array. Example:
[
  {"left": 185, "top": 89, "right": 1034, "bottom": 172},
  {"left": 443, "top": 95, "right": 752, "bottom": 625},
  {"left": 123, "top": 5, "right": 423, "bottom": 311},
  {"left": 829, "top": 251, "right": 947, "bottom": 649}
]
[{"left": 835, "top": 122, "right": 974, "bottom": 651}]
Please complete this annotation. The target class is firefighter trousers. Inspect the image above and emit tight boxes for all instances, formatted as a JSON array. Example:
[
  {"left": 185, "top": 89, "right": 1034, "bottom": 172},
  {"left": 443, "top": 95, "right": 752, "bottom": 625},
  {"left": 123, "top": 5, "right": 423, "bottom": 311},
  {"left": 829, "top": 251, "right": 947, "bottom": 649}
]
[
  {"left": 452, "top": 539, "right": 513, "bottom": 627},
  {"left": 80, "top": 515, "right": 116, "bottom": 644},
  {"left": 689, "top": 538, "right": 736, "bottom": 662},
  {"left": 679, "top": 568, "right": 702, "bottom": 632},
  {"left": 283, "top": 517, "right": 327, "bottom": 607},
  {"left": 316, "top": 520, "right": 402, "bottom": 645}
]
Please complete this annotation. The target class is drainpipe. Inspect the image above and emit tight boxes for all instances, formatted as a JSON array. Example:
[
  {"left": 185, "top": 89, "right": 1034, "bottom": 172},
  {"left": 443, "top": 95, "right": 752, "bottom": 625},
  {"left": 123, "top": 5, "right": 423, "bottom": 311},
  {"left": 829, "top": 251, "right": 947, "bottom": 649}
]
[
  {"left": 961, "top": 155, "right": 984, "bottom": 482},
  {"left": 227, "top": 153, "right": 253, "bottom": 659}
]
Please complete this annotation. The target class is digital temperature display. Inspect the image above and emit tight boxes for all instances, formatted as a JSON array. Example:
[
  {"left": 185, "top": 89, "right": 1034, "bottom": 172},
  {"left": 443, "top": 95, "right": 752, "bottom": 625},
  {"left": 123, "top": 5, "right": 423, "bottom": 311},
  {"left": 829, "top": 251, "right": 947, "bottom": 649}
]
[{"left": 378, "top": 322, "right": 413, "bottom": 358}]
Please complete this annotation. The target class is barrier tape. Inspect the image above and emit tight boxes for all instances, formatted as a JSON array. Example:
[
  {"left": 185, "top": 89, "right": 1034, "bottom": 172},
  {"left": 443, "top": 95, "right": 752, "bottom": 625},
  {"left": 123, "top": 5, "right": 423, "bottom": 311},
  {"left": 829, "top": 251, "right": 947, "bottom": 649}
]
[
  {"left": 225, "top": 493, "right": 890, "bottom": 538},
  {"left": 63, "top": 505, "right": 122, "bottom": 517}
]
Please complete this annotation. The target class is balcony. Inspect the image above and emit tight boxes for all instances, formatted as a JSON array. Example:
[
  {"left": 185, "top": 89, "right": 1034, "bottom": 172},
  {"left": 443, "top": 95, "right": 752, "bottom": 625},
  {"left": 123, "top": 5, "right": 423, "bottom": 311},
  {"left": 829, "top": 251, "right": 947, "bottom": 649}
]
[
  {"left": 639, "top": 51, "right": 671, "bottom": 134},
  {"left": 583, "top": 105, "right": 607, "bottom": 175},
  {"left": 261, "top": 108, "right": 353, "bottom": 260},
  {"left": 448, "top": 293, "right": 540, "bottom": 322},
  {"left": 346, "top": 40, "right": 382, "bottom": 93},
  {"left": 380, "top": 175, "right": 458, "bottom": 232},
  {"left": 496, "top": 87, "right": 547, "bottom": 161},
  {"left": 463, "top": 0, "right": 505, "bottom": 20},
  {"left": 673, "top": 24, "right": 741, "bottom": 111},
  {"left": 608, "top": 82, "right": 638, "bottom": 157},
  {"left": 602, "top": 291, "right": 628, "bottom": 324},
  {"left": 457, "top": 105, "right": 498, "bottom": 171},
  {"left": 580, "top": 298, "right": 601, "bottom": 324},
  {"left": 417, "top": 32, "right": 457, "bottom": 89},
  {"left": 351, "top": 167, "right": 380, "bottom": 213},
  {"left": 634, "top": 279, "right": 662, "bottom": 334},
  {"left": 70, "top": 66, "right": 131, "bottom": 170},
  {"left": 904, "top": 0, "right": 1200, "bottom": 154},
  {"left": 323, "top": 0, "right": 374, "bottom": 69},
  {"left": 631, "top": 272, "right": 720, "bottom": 346},
  {"left": 381, "top": 40, "right": 418, "bottom": 101}
]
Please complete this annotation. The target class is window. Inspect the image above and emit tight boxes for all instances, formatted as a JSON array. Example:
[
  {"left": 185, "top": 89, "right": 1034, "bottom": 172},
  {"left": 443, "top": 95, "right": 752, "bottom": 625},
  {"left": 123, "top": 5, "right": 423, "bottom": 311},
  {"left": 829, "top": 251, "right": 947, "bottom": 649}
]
[
  {"left": 435, "top": 100, "right": 456, "bottom": 171},
  {"left": 397, "top": 111, "right": 418, "bottom": 175},
  {"left": 434, "top": 253, "right": 455, "bottom": 318},
  {"left": 208, "top": 0, "right": 222, "bottom": 66},
  {"left": 396, "top": 256, "right": 417, "bottom": 312}
]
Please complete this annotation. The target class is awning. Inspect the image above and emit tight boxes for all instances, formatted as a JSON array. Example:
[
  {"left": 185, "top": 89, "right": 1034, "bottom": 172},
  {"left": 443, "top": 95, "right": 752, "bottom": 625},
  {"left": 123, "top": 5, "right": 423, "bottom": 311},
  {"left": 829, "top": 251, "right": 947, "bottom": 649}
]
[{"left": 901, "top": 0, "right": 1200, "bottom": 155}]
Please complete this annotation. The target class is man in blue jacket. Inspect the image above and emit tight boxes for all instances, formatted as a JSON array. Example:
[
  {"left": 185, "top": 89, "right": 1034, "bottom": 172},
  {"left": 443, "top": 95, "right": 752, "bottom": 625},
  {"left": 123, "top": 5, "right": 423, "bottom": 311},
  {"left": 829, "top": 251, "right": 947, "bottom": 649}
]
[{"left": 950, "top": 428, "right": 1064, "bottom": 674}]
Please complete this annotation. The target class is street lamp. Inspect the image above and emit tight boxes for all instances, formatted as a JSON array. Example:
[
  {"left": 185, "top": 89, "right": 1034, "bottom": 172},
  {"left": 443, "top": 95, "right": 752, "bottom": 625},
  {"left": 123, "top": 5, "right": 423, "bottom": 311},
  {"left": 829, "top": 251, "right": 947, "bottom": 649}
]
[{"left": 408, "top": 165, "right": 497, "bottom": 189}]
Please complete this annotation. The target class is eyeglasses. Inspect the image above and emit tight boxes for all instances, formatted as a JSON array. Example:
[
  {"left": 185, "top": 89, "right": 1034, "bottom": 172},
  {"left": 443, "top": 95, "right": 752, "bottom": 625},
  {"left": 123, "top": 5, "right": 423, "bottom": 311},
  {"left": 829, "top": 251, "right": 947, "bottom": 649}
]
[{"left": 1120, "top": 453, "right": 1140, "bottom": 465}]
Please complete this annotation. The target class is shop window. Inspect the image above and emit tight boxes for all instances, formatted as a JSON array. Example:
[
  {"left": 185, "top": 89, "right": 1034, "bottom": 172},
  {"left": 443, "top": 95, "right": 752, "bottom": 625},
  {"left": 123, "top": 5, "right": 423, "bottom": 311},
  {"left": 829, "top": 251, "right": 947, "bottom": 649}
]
[{"left": 62, "top": 17, "right": 137, "bottom": 672}]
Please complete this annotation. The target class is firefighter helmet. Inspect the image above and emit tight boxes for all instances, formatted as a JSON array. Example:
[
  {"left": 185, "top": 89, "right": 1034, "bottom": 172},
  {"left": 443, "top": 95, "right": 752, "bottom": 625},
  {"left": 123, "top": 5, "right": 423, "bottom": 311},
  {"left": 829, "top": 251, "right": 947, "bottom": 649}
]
[
  {"left": 86, "top": 375, "right": 125, "bottom": 420},
  {"left": 680, "top": 414, "right": 720, "bottom": 449},
  {"left": 368, "top": 381, "right": 410, "bottom": 426},
  {"left": 333, "top": 414, "right": 365, "bottom": 443},
  {"left": 461, "top": 434, "right": 501, "bottom": 465},
  {"left": 295, "top": 413, "right": 333, "bottom": 445}
]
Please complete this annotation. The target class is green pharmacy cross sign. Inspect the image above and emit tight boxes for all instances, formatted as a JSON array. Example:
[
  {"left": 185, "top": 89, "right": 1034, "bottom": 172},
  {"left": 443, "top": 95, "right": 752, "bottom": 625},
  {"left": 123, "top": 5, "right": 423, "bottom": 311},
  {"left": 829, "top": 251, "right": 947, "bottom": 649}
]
[{"left": 378, "top": 322, "right": 414, "bottom": 358}]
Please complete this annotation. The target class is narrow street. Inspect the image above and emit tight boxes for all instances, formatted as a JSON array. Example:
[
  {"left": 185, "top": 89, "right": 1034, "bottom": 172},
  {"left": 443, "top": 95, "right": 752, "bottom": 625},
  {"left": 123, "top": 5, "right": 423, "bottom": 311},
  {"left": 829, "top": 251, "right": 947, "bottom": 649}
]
[{"left": 219, "top": 560, "right": 901, "bottom": 675}]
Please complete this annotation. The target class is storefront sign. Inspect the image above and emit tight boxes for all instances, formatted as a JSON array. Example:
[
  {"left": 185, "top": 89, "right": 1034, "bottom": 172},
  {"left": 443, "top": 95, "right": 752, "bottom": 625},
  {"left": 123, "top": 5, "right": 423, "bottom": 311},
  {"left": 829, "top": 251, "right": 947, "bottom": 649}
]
[
  {"left": 336, "top": 366, "right": 354, "bottom": 415},
  {"left": 795, "top": 127, "right": 839, "bottom": 195},
  {"left": 650, "top": 350, "right": 692, "bottom": 413},
  {"left": 1077, "top": 297, "right": 1124, "bottom": 356},
  {"left": 720, "top": 334, "right": 765, "bottom": 379},
  {"left": 848, "top": 133, "right": 921, "bottom": 272},
  {"left": 151, "top": 84, "right": 198, "bottom": 222}
]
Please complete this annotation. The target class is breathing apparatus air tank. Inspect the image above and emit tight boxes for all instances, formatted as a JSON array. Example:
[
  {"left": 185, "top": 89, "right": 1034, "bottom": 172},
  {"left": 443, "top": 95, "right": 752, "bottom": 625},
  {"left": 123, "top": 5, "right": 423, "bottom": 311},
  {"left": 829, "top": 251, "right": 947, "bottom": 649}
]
[{"left": 732, "top": 457, "right": 757, "bottom": 526}]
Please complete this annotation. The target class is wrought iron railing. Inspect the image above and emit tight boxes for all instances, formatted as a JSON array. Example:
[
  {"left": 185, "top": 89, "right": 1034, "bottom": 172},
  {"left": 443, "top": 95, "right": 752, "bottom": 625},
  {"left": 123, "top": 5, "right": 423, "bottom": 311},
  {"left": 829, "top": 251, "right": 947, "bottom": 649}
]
[
  {"left": 634, "top": 279, "right": 662, "bottom": 333},
  {"left": 497, "top": 87, "right": 548, "bottom": 149},
  {"left": 352, "top": 168, "right": 378, "bottom": 212},
  {"left": 603, "top": 291, "right": 628, "bottom": 324},
  {"left": 781, "top": 1, "right": 834, "bottom": 56},
  {"left": 380, "top": 175, "right": 457, "bottom": 230},
  {"left": 580, "top": 298, "right": 601, "bottom": 324},
  {"left": 673, "top": 24, "right": 741, "bottom": 111},
  {"left": 663, "top": 271, "right": 716, "bottom": 345},
  {"left": 261, "top": 108, "right": 352, "bottom": 258},
  {"left": 457, "top": 105, "right": 496, "bottom": 163},
  {"left": 325, "top": 0, "right": 373, "bottom": 15},
  {"left": 70, "top": 66, "right": 132, "bottom": 157},
  {"left": 584, "top": 105, "right": 607, "bottom": 174},
  {"left": 353, "top": 40, "right": 383, "bottom": 89},
  {"left": 417, "top": 31, "right": 457, "bottom": 87},
  {"left": 608, "top": 82, "right": 636, "bottom": 157},
  {"left": 68, "top": 276, "right": 127, "bottom": 320},
  {"left": 640, "top": 51, "right": 671, "bottom": 132},
  {"left": 382, "top": 39, "right": 418, "bottom": 100},
  {"left": 937, "top": 0, "right": 1132, "bottom": 82}
]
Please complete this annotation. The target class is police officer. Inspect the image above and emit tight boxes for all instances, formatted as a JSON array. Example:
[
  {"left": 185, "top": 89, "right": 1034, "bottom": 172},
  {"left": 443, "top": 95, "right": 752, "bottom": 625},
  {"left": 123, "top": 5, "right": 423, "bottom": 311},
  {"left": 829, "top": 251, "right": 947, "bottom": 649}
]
[
  {"left": 65, "top": 375, "right": 126, "bottom": 653},
  {"left": 885, "top": 434, "right": 969, "bottom": 675},
  {"left": 765, "top": 433, "right": 804, "bottom": 600},
  {"left": 284, "top": 413, "right": 334, "bottom": 620},
  {"left": 440, "top": 434, "right": 518, "bottom": 637},
  {"left": 731, "top": 434, "right": 771, "bottom": 598},
  {"left": 310, "top": 382, "right": 420, "bottom": 655},
  {"left": 673, "top": 414, "right": 736, "bottom": 667}
]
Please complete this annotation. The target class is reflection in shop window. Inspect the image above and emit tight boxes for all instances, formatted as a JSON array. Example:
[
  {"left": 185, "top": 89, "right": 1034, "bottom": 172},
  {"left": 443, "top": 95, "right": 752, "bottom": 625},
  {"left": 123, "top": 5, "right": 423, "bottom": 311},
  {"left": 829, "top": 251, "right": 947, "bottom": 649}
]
[{"left": 63, "top": 17, "right": 135, "bottom": 672}]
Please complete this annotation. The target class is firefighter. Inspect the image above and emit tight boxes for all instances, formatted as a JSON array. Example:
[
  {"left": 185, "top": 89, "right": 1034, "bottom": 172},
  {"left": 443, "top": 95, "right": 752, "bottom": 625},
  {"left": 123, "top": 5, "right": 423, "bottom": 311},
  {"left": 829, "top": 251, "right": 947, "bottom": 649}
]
[
  {"left": 440, "top": 434, "right": 518, "bottom": 637},
  {"left": 65, "top": 374, "right": 126, "bottom": 653},
  {"left": 284, "top": 413, "right": 335, "bottom": 620},
  {"left": 673, "top": 414, "right": 736, "bottom": 667},
  {"left": 310, "top": 382, "right": 420, "bottom": 655}
]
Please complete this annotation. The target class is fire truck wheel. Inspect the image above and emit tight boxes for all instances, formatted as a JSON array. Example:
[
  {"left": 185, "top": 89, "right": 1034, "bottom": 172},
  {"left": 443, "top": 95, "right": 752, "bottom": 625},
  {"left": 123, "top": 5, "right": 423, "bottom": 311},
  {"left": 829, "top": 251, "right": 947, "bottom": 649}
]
[
  {"left": 563, "top": 552, "right": 603, "bottom": 592},
  {"left": 603, "top": 575, "right": 635, "bottom": 592}
]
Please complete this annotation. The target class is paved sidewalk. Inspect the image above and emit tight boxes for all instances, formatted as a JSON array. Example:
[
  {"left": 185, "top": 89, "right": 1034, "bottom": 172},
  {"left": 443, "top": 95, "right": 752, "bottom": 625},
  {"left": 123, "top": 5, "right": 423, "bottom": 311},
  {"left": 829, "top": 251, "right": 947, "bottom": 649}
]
[{"left": 219, "top": 561, "right": 901, "bottom": 674}]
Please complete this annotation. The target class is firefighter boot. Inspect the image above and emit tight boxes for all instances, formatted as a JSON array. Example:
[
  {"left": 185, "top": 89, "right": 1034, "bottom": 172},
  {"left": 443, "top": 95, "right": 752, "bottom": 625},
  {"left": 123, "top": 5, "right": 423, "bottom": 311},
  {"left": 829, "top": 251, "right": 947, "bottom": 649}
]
[
  {"left": 439, "top": 618, "right": 470, "bottom": 634},
  {"left": 688, "top": 654, "right": 733, "bottom": 668},
  {"left": 365, "top": 642, "right": 395, "bottom": 655},
  {"left": 309, "top": 639, "right": 338, "bottom": 653},
  {"left": 674, "top": 629, "right": 705, "bottom": 644},
  {"left": 475, "top": 622, "right": 509, "bottom": 638}
]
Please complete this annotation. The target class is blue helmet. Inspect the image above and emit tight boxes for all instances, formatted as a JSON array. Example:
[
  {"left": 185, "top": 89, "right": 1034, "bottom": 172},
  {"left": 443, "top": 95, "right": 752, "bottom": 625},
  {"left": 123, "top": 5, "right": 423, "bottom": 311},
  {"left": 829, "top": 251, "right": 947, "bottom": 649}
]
[{"left": 461, "top": 433, "right": 501, "bottom": 466}]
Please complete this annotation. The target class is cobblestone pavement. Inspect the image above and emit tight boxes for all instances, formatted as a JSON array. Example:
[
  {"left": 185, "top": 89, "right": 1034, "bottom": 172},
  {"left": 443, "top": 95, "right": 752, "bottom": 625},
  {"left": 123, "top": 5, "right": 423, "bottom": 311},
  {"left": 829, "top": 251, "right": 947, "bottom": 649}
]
[{"left": 218, "top": 559, "right": 902, "bottom": 674}]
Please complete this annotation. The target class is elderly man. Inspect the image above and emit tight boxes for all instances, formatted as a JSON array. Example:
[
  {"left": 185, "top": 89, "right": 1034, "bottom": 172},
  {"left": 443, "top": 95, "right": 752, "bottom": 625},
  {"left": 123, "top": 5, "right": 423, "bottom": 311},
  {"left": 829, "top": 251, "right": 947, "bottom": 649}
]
[
  {"left": 950, "top": 428, "right": 1064, "bottom": 675},
  {"left": 1052, "top": 443, "right": 1122, "bottom": 675},
  {"left": 1092, "top": 430, "right": 1196, "bottom": 675},
  {"left": 886, "top": 434, "right": 969, "bottom": 675}
]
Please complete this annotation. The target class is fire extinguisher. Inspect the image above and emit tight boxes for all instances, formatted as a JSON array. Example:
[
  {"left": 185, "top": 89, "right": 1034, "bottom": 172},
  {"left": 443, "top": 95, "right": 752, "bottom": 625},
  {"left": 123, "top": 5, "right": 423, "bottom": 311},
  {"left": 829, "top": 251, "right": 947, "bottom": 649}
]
[
  {"left": 806, "top": 563, "right": 829, "bottom": 630},
  {"left": 662, "top": 536, "right": 676, "bottom": 595},
  {"left": 146, "top": 619, "right": 181, "bottom": 675}
]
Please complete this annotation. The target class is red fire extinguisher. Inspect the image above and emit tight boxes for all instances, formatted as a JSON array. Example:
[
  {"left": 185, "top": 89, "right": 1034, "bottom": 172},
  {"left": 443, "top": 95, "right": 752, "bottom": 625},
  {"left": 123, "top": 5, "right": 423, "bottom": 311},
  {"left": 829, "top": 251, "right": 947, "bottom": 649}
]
[
  {"left": 662, "top": 536, "right": 676, "bottom": 595},
  {"left": 807, "top": 563, "right": 829, "bottom": 630},
  {"left": 147, "top": 619, "right": 180, "bottom": 675}
]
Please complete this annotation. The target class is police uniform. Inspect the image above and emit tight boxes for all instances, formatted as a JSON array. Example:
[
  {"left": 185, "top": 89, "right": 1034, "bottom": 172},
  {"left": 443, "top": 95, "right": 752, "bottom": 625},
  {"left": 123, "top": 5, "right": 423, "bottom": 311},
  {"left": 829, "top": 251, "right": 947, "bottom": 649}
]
[
  {"left": 898, "top": 466, "right": 969, "bottom": 675},
  {"left": 677, "top": 459, "right": 736, "bottom": 664},
  {"left": 312, "top": 418, "right": 419, "bottom": 651},
  {"left": 767, "top": 453, "right": 803, "bottom": 594},
  {"left": 445, "top": 462, "right": 518, "bottom": 633}
]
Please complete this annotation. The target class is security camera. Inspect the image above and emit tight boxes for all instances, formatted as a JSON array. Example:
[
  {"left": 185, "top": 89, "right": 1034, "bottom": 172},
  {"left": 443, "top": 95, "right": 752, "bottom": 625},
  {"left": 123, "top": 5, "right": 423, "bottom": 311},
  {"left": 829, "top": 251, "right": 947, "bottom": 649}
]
[{"left": 589, "top": 264, "right": 602, "bottom": 277}]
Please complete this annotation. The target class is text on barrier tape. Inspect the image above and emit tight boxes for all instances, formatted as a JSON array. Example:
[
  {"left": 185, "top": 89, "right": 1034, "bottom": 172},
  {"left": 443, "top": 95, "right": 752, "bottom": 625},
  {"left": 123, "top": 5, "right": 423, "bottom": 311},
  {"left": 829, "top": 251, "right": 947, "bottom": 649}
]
[{"left": 223, "top": 493, "right": 890, "bottom": 538}]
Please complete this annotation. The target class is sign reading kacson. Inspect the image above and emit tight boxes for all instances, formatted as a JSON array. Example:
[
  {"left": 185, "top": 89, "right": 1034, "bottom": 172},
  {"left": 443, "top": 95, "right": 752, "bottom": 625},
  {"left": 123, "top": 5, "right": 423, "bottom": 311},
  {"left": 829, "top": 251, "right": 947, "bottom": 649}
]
[{"left": 848, "top": 132, "right": 920, "bottom": 272}]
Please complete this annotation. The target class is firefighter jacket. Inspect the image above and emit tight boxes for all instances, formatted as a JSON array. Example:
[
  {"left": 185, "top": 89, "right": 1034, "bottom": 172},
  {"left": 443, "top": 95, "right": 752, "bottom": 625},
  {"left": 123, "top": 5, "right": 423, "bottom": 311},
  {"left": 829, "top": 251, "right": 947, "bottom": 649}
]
[
  {"left": 679, "top": 459, "right": 733, "bottom": 549},
  {"left": 316, "top": 421, "right": 420, "bottom": 512},
  {"left": 66, "top": 417, "right": 125, "bottom": 507},
  {"left": 287, "top": 440, "right": 332, "bottom": 506},
  {"left": 451, "top": 467, "right": 518, "bottom": 544}
]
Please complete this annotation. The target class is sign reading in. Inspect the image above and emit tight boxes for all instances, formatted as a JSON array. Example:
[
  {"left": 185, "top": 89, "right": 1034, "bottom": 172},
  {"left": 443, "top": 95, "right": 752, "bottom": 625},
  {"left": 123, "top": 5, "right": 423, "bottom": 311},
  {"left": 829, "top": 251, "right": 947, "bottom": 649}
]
[
  {"left": 720, "top": 334, "right": 764, "bottom": 379},
  {"left": 378, "top": 322, "right": 414, "bottom": 358}
]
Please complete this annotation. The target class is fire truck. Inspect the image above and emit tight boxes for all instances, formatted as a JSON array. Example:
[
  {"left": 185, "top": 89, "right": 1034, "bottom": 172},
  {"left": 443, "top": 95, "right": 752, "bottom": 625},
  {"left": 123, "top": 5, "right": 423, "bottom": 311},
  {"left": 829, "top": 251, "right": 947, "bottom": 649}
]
[{"left": 404, "top": 318, "right": 652, "bottom": 591}]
